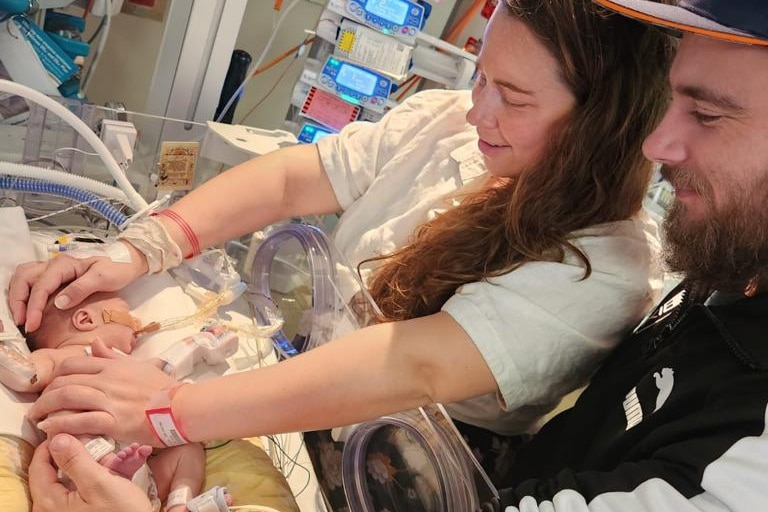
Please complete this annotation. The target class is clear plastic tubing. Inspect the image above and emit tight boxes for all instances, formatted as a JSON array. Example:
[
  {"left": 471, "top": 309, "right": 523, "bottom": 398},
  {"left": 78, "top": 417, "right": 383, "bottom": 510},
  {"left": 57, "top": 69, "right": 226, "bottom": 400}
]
[{"left": 249, "top": 223, "right": 337, "bottom": 353}]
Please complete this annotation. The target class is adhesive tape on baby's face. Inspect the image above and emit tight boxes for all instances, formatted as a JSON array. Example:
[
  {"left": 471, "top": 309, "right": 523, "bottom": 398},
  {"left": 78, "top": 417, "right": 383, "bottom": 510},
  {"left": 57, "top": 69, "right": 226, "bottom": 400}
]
[{"left": 102, "top": 309, "right": 142, "bottom": 331}]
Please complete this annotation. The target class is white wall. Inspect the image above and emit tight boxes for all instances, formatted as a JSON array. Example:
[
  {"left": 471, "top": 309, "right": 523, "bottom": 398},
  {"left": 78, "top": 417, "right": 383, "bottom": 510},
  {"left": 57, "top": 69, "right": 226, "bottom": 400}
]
[
  {"left": 228, "top": 0, "right": 325, "bottom": 129},
  {"left": 81, "top": 0, "right": 469, "bottom": 128},
  {"left": 81, "top": 10, "right": 164, "bottom": 112}
]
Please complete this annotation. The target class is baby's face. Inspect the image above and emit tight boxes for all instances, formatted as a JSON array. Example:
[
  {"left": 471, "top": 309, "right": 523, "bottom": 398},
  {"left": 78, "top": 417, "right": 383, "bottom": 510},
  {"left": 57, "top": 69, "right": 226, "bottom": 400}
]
[{"left": 92, "top": 296, "right": 140, "bottom": 354}]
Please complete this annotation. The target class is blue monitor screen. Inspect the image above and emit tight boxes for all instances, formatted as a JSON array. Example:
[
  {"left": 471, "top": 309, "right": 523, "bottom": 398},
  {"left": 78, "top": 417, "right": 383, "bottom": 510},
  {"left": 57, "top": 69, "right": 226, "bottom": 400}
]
[
  {"left": 311, "top": 128, "right": 332, "bottom": 143},
  {"left": 336, "top": 63, "right": 378, "bottom": 96},
  {"left": 366, "top": 0, "right": 409, "bottom": 25}
]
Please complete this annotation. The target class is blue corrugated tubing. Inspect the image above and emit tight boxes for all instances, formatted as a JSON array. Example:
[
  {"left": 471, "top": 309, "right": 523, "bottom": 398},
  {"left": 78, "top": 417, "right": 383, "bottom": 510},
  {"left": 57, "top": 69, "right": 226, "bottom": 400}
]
[{"left": 0, "top": 176, "right": 127, "bottom": 226}]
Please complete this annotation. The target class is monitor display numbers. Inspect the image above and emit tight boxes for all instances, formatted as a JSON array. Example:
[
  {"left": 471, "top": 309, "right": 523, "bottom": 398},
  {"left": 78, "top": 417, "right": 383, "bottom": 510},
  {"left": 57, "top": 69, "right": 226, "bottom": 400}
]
[
  {"left": 336, "top": 63, "right": 378, "bottom": 96},
  {"left": 366, "top": 0, "right": 409, "bottom": 26}
]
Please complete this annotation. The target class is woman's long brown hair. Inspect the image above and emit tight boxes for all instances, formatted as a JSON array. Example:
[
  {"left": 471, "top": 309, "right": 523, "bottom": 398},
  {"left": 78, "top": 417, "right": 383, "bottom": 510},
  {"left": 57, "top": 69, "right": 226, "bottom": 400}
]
[{"left": 365, "top": 0, "right": 672, "bottom": 321}]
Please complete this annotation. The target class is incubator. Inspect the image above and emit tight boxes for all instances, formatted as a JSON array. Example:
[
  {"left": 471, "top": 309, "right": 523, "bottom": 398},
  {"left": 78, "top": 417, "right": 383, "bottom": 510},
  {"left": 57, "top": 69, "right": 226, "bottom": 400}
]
[
  {"left": 248, "top": 221, "right": 500, "bottom": 512},
  {"left": 0, "top": 80, "right": 304, "bottom": 512}
]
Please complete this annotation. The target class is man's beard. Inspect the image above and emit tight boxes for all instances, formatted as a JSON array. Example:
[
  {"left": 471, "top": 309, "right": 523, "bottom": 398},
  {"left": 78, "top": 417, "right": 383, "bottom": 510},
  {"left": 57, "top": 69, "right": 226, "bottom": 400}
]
[{"left": 662, "top": 165, "right": 768, "bottom": 292}]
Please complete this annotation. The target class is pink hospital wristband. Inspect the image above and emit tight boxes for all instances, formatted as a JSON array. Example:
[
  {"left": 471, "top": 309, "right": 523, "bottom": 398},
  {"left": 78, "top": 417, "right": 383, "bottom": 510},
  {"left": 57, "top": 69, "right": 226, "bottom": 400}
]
[{"left": 146, "top": 383, "right": 190, "bottom": 447}]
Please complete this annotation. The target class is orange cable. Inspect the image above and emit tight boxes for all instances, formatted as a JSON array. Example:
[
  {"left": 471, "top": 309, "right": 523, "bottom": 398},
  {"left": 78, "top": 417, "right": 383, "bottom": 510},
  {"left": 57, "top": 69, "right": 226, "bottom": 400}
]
[
  {"left": 396, "top": 76, "right": 422, "bottom": 101},
  {"left": 250, "top": 36, "right": 315, "bottom": 77},
  {"left": 445, "top": 0, "right": 486, "bottom": 44}
]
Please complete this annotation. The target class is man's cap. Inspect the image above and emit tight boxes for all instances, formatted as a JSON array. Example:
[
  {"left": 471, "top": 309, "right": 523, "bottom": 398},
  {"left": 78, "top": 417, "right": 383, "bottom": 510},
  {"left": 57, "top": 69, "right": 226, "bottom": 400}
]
[{"left": 593, "top": 0, "right": 768, "bottom": 46}]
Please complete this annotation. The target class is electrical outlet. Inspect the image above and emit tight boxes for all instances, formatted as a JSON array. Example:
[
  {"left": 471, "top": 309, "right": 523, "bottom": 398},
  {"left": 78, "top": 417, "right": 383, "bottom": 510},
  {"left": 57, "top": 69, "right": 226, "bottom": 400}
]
[{"left": 100, "top": 119, "right": 137, "bottom": 168}]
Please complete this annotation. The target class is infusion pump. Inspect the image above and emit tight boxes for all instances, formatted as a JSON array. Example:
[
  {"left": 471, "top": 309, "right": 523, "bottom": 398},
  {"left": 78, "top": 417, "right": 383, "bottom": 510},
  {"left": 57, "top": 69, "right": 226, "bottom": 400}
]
[
  {"left": 286, "top": 0, "right": 477, "bottom": 144},
  {"left": 326, "top": 0, "right": 426, "bottom": 42}
]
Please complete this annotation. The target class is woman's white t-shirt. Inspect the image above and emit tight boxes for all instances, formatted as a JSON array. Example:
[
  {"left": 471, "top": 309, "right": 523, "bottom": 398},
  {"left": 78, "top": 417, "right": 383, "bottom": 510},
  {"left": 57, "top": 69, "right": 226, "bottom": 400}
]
[{"left": 317, "top": 89, "right": 662, "bottom": 434}]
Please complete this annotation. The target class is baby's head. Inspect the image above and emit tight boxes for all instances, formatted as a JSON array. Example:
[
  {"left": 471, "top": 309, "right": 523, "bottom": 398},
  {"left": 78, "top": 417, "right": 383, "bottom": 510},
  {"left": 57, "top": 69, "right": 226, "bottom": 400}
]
[{"left": 25, "top": 291, "right": 140, "bottom": 354}]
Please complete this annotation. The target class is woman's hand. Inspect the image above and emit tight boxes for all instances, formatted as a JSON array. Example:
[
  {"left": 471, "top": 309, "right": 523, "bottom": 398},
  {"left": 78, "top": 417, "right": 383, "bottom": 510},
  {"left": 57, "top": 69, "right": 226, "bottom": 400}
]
[
  {"left": 9, "top": 242, "right": 148, "bottom": 332},
  {"left": 28, "top": 356, "right": 175, "bottom": 447},
  {"left": 30, "top": 434, "right": 154, "bottom": 512}
]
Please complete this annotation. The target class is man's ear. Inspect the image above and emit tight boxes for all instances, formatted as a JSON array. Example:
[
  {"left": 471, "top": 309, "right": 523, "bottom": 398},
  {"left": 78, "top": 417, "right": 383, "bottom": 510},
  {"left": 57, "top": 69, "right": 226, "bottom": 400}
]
[{"left": 71, "top": 309, "right": 97, "bottom": 332}]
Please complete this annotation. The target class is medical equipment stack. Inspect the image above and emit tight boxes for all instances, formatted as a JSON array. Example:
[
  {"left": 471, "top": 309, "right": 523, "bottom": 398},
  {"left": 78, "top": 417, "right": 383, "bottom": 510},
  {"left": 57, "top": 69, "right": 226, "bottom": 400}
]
[{"left": 285, "top": 0, "right": 477, "bottom": 143}]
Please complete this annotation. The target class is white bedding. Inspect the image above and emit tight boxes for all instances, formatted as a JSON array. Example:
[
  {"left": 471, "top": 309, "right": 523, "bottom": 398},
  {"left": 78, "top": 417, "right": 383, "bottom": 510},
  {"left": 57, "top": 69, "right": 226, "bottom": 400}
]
[
  {"left": 0, "top": 206, "right": 258, "bottom": 444},
  {"left": 0, "top": 207, "right": 42, "bottom": 446}
]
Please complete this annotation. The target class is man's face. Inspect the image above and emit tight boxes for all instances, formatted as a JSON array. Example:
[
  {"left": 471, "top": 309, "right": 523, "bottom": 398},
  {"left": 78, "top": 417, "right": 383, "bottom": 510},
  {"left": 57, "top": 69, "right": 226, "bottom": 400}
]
[{"left": 642, "top": 35, "right": 768, "bottom": 289}]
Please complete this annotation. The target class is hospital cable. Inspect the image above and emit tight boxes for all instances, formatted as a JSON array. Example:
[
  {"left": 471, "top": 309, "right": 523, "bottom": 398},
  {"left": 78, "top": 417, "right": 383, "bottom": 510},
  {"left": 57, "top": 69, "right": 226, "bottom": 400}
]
[
  {"left": 247, "top": 35, "right": 315, "bottom": 78},
  {"left": 236, "top": 33, "right": 315, "bottom": 124},
  {"left": 264, "top": 433, "right": 312, "bottom": 497},
  {"left": 0, "top": 176, "right": 127, "bottom": 225},
  {"left": 133, "top": 283, "right": 283, "bottom": 340},
  {"left": 214, "top": 0, "right": 304, "bottom": 123},
  {"left": 395, "top": 74, "right": 423, "bottom": 101},
  {"left": 0, "top": 160, "right": 130, "bottom": 205},
  {"left": 86, "top": 12, "right": 105, "bottom": 43},
  {"left": 236, "top": 57, "right": 298, "bottom": 125},
  {"left": 26, "top": 196, "right": 113, "bottom": 223},
  {"left": 51, "top": 146, "right": 100, "bottom": 175}
]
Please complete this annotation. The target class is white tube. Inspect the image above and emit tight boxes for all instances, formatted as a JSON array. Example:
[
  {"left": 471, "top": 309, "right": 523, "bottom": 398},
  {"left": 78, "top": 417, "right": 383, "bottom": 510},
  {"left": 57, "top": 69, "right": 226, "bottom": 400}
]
[
  {"left": 214, "top": 0, "right": 303, "bottom": 123},
  {"left": 0, "top": 161, "right": 130, "bottom": 205},
  {"left": 0, "top": 79, "right": 148, "bottom": 211}
]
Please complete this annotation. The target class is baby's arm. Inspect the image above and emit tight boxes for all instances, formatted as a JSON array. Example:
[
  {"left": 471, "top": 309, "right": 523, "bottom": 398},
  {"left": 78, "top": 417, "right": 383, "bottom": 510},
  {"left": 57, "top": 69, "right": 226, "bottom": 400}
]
[
  {"left": 148, "top": 443, "right": 206, "bottom": 512},
  {"left": 0, "top": 345, "right": 87, "bottom": 393},
  {"left": 0, "top": 348, "right": 58, "bottom": 393}
]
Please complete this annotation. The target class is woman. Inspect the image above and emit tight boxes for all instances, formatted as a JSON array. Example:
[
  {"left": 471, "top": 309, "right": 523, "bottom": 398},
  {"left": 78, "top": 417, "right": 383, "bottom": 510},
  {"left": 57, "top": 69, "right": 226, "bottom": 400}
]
[{"left": 19, "top": 1, "right": 670, "bottom": 507}]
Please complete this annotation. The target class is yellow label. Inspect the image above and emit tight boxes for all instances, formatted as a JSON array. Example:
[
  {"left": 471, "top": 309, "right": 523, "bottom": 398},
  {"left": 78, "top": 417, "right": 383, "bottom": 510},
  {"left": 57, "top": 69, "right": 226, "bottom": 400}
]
[
  {"left": 337, "top": 30, "right": 356, "bottom": 53},
  {"left": 157, "top": 141, "right": 199, "bottom": 190}
]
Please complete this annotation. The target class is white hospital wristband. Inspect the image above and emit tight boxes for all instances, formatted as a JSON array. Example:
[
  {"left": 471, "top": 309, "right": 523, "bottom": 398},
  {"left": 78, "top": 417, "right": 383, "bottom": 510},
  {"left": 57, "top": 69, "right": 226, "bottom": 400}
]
[
  {"left": 166, "top": 485, "right": 193, "bottom": 510},
  {"left": 83, "top": 436, "right": 116, "bottom": 461}
]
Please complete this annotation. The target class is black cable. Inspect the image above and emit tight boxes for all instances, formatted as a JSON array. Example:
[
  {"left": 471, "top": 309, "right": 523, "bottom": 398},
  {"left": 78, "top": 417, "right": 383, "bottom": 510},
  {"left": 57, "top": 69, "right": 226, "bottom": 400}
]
[
  {"left": 204, "top": 439, "right": 233, "bottom": 451},
  {"left": 87, "top": 15, "right": 105, "bottom": 44}
]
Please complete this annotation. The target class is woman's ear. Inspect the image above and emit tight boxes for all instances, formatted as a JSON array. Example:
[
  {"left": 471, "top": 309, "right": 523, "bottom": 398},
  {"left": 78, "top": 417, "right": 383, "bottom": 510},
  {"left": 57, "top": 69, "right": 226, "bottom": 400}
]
[{"left": 71, "top": 308, "right": 98, "bottom": 332}]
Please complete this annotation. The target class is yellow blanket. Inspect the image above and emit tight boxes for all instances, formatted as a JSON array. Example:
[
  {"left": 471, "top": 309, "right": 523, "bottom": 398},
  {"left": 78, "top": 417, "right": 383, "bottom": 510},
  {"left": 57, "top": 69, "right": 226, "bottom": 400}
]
[{"left": 0, "top": 435, "right": 299, "bottom": 512}]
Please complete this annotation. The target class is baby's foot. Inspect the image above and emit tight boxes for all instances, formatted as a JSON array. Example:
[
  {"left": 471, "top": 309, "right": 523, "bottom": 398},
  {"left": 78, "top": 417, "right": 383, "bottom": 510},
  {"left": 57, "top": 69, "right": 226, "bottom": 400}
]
[{"left": 101, "top": 443, "right": 153, "bottom": 478}]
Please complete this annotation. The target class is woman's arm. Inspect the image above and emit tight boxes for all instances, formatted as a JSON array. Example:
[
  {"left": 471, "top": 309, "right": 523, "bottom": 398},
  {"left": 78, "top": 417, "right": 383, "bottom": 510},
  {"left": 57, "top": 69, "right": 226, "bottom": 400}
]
[
  {"left": 29, "top": 313, "right": 496, "bottom": 444},
  {"left": 158, "top": 143, "right": 340, "bottom": 255},
  {"left": 178, "top": 312, "right": 496, "bottom": 440},
  {"left": 10, "top": 143, "right": 339, "bottom": 331}
]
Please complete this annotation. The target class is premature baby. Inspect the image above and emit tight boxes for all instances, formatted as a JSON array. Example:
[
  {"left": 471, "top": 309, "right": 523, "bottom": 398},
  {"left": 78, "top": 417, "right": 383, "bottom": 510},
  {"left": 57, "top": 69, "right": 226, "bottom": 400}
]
[{"left": 0, "top": 291, "right": 218, "bottom": 512}]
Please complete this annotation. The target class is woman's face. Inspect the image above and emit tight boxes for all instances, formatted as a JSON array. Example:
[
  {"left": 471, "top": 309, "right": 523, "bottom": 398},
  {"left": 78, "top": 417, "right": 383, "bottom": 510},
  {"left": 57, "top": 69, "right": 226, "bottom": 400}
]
[{"left": 467, "top": 9, "right": 576, "bottom": 178}]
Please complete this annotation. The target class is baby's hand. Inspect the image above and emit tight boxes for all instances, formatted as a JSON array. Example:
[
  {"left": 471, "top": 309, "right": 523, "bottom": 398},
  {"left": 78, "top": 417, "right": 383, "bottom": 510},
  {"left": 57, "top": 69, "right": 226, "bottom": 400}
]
[{"left": 89, "top": 339, "right": 128, "bottom": 360}]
